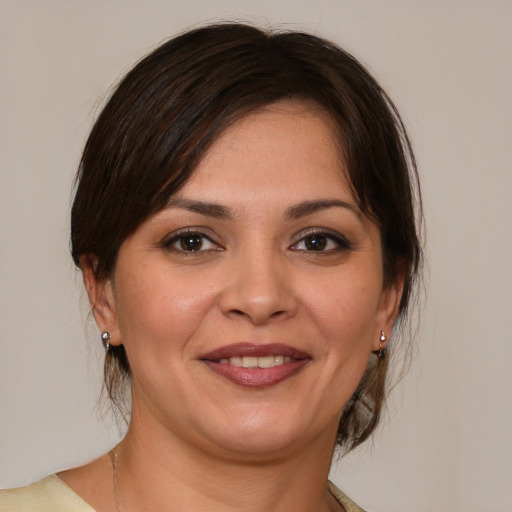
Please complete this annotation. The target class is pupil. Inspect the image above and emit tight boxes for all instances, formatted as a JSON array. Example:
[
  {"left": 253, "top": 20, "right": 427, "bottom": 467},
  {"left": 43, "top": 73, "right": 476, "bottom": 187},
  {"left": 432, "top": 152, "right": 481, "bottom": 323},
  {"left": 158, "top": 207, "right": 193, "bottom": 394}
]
[
  {"left": 305, "top": 235, "right": 326, "bottom": 251},
  {"left": 180, "top": 235, "right": 202, "bottom": 251}
]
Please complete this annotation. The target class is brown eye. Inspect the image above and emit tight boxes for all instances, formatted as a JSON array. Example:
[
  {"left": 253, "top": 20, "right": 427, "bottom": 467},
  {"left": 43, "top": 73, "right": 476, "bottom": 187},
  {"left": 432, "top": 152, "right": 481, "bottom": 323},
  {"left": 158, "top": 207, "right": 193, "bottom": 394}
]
[
  {"left": 304, "top": 234, "right": 327, "bottom": 251},
  {"left": 180, "top": 234, "right": 204, "bottom": 251},
  {"left": 164, "top": 231, "right": 220, "bottom": 253},
  {"left": 291, "top": 231, "right": 351, "bottom": 252}
]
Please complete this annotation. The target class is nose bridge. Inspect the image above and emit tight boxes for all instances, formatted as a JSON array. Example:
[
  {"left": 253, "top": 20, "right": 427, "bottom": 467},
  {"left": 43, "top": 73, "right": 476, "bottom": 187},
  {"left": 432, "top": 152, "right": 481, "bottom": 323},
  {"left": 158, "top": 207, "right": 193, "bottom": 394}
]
[{"left": 220, "top": 239, "right": 297, "bottom": 324}]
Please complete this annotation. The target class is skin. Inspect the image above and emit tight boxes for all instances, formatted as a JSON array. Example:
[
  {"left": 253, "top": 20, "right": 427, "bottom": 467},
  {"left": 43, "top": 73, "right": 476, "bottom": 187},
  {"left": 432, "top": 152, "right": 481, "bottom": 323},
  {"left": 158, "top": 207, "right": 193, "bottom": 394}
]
[{"left": 60, "top": 100, "right": 402, "bottom": 512}]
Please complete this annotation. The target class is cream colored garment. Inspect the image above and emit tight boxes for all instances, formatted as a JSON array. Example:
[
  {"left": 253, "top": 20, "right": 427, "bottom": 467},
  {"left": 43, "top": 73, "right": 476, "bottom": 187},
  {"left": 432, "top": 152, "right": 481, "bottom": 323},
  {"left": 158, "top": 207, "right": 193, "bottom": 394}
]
[
  {"left": 0, "top": 474, "right": 93, "bottom": 511},
  {"left": 0, "top": 474, "right": 366, "bottom": 512}
]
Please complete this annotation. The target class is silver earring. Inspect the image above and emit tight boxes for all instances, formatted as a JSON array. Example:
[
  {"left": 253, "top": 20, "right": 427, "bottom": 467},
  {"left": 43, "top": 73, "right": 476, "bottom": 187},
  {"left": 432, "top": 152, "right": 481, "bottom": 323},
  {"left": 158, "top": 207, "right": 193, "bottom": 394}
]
[
  {"left": 101, "top": 331, "right": 111, "bottom": 352},
  {"left": 379, "top": 331, "right": 386, "bottom": 358}
]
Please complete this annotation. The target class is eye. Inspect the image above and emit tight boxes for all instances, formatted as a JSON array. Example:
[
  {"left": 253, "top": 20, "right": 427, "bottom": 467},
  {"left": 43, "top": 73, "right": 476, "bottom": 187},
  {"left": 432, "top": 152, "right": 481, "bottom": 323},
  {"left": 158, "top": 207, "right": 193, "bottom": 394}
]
[
  {"left": 163, "top": 231, "right": 221, "bottom": 253},
  {"left": 291, "top": 231, "right": 350, "bottom": 252}
]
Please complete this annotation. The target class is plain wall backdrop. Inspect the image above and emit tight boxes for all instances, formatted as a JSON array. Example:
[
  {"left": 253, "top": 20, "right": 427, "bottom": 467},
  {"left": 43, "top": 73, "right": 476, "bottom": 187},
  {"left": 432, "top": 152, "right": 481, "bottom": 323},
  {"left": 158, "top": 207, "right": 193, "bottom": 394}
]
[{"left": 1, "top": 2, "right": 511, "bottom": 511}]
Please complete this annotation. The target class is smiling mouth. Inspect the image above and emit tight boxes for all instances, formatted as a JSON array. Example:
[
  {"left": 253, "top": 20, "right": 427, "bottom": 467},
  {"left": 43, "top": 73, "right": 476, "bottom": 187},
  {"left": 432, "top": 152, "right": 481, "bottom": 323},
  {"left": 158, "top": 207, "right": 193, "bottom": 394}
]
[
  {"left": 200, "top": 343, "right": 310, "bottom": 388},
  {"left": 217, "top": 355, "right": 294, "bottom": 368}
]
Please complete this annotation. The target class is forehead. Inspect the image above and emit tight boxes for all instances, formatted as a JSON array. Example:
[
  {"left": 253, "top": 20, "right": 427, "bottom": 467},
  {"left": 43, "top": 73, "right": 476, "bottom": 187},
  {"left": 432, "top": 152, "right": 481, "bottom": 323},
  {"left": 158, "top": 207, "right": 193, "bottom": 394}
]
[{"left": 176, "top": 100, "right": 352, "bottom": 205}]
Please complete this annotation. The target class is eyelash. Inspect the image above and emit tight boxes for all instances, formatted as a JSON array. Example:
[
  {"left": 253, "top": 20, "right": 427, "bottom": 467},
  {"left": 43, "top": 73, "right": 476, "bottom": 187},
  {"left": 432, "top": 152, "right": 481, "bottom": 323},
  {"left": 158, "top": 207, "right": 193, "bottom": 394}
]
[
  {"left": 291, "top": 229, "right": 352, "bottom": 253},
  {"left": 162, "top": 228, "right": 351, "bottom": 255},
  {"left": 162, "top": 229, "right": 222, "bottom": 254}
]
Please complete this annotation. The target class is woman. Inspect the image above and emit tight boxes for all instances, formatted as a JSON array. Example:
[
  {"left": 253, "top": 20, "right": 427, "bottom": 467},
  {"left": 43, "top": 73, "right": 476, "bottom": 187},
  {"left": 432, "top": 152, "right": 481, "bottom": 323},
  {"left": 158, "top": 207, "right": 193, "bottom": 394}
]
[{"left": 0, "top": 23, "right": 421, "bottom": 512}]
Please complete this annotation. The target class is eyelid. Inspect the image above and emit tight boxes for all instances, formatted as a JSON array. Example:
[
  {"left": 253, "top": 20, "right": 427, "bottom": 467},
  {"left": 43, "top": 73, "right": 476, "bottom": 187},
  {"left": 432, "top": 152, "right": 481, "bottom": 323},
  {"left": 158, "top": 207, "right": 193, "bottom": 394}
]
[
  {"left": 162, "top": 227, "right": 224, "bottom": 251},
  {"left": 290, "top": 227, "right": 352, "bottom": 251}
]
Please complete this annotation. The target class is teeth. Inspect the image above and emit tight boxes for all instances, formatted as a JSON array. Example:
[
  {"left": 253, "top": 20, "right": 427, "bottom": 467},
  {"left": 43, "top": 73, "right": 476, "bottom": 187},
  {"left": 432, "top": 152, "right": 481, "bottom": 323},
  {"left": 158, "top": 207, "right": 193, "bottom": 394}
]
[
  {"left": 242, "top": 356, "right": 258, "bottom": 368},
  {"left": 218, "top": 355, "right": 292, "bottom": 368},
  {"left": 274, "top": 355, "right": 284, "bottom": 366},
  {"left": 257, "top": 356, "right": 275, "bottom": 368}
]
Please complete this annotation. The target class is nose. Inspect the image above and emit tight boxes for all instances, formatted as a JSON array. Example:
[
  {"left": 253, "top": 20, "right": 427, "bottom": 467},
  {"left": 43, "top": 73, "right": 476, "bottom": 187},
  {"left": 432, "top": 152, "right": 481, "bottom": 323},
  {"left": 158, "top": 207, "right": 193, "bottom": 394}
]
[{"left": 219, "top": 249, "right": 298, "bottom": 325}]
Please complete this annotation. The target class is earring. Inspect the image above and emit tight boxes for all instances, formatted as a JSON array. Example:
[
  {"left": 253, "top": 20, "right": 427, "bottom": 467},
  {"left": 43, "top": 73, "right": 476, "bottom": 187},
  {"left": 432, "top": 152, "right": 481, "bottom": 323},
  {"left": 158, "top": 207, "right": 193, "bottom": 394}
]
[
  {"left": 101, "top": 331, "right": 111, "bottom": 352},
  {"left": 378, "top": 331, "right": 386, "bottom": 358}
]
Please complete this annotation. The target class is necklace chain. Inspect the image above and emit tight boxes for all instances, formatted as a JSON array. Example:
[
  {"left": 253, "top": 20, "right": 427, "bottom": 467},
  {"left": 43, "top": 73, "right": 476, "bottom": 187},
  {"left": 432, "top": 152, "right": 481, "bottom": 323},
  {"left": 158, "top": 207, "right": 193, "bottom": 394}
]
[{"left": 112, "top": 447, "right": 122, "bottom": 512}]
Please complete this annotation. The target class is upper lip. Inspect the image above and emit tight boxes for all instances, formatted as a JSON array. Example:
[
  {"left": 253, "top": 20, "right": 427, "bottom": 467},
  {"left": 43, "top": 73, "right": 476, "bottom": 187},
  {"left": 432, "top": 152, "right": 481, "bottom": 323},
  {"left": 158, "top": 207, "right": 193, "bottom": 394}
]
[{"left": 199, "top": 342, "right": 310, "bottom": 361}]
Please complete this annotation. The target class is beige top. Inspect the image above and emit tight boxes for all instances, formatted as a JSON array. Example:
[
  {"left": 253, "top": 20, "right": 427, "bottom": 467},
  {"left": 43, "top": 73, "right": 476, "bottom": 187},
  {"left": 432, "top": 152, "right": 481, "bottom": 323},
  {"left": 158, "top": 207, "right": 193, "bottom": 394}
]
[{"left": 0, "top": 474, "right": 366, "bottom": 511}]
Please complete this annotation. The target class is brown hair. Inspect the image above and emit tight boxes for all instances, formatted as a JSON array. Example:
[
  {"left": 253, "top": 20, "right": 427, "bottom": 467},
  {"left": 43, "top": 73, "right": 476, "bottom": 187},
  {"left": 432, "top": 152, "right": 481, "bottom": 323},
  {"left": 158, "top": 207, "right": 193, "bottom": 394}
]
[{"left": 71, "top": 22, "right": 422, "bottom": 452}]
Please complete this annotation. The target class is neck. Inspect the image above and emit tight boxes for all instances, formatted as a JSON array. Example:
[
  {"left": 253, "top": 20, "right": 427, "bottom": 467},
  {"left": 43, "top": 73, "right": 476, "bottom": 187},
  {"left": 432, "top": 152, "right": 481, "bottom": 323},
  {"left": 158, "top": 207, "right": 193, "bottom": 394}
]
[{"left": 113, "top": 406, "right": 341, "bottom": 512}]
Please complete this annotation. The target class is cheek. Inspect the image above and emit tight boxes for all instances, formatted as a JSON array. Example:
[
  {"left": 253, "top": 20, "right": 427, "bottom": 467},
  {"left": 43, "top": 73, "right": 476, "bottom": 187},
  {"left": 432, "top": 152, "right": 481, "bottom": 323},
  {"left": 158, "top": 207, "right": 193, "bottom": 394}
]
[
  {"left": 113, "top": 263, "right": 219, "bottom": 352},
  {"left": 306, "top": 271, "right": 383, "bottom": 360}
]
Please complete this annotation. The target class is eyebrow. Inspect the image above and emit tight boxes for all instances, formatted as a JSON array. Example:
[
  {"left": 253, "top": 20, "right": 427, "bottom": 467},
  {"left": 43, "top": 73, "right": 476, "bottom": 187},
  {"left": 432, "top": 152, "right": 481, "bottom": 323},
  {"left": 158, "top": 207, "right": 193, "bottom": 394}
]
[
  {"left": 166, "top": 198, "right": 233, "bottom": 219},
  {"left": 284, "top": 199, "right": 360, "bottom": 220}
]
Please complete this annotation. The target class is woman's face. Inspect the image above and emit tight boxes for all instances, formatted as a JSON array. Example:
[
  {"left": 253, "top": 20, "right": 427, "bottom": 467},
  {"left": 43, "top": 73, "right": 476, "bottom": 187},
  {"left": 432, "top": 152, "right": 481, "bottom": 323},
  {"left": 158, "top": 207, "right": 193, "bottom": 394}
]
[{"left": 91, "top": 101, "right": 400, "bottom": 458}]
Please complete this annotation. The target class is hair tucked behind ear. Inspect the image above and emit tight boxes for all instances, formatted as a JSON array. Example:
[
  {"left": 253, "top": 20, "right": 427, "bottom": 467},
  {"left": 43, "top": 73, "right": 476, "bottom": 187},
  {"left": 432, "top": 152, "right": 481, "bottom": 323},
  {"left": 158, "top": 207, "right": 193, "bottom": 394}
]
[
  {"left": 103, "top": 346, "right": 131, "bottom": 423},
  {"left": 338, "top": 349, "right": 390, "bottom": 450}
]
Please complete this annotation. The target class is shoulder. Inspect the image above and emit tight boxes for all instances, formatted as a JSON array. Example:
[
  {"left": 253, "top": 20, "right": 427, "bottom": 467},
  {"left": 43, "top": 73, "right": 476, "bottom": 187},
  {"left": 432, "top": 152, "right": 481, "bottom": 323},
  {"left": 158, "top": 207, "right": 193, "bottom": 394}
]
[
  {"left": 327, "top": 480, "right": 368, "bottom": 512},
  {"left": 0, "top": 474, "right": 95, "bottom": 512}
]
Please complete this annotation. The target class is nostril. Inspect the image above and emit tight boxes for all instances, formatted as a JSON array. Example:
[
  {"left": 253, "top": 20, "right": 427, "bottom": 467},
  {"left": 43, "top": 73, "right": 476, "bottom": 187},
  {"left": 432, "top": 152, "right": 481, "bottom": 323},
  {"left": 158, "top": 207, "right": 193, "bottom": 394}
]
[{"left": 227, "top": 308, "right": 287, "bottom": 321}]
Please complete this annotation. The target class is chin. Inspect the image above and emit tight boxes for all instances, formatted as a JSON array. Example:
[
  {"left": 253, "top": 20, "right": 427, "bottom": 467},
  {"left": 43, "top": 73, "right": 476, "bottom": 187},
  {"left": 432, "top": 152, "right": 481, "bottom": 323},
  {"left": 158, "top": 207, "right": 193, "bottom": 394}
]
[
  {"left": 213, "top": 428, "right": 304, "bottom": 458},
  {"left": 198, "top": 405, "right": 333, "bottom": 459}
]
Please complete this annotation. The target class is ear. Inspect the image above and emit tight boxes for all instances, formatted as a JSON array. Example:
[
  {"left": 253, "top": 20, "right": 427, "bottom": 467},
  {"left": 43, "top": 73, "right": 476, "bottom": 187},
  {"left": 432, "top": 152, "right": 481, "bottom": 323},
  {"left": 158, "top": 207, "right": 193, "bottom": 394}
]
[
  {"left": 80, "top": 254, "right": 121, "bottom": 346},
  {"left": 372, "top": 271, "right": 405, "bottom": 352}
]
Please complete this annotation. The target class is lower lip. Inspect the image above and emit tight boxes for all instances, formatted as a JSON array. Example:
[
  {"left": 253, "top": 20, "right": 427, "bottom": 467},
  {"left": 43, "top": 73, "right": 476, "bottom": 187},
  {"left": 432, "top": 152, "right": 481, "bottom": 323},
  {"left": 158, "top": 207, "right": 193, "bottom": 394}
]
[{"left": 202, "top": 359, "right": 310, "bottom": 388}]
